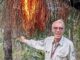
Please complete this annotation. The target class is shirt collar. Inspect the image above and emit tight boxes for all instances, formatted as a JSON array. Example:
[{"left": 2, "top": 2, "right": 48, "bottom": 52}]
[
  {"left": 58, "top": 36, "right": 64, "bottom": 46},
  {"left": 53, "top": 36, "right": 64, "bottom": 46}
]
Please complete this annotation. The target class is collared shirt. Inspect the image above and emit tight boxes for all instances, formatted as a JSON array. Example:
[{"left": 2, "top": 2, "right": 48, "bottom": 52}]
[
  {"left": 51, "top": 42, "right": 60, "bottom": 59},
  {"left": 26, "top": 36, "right": 76, "bottom": 60}
]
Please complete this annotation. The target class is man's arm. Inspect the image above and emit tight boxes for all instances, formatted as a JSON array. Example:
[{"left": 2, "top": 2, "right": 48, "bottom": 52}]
[
  {"left": 68, "top": 42, "right": 76, "bottom": 60},
  {"left": 18, "top": 36, "right": 45, "bottom": 51}
]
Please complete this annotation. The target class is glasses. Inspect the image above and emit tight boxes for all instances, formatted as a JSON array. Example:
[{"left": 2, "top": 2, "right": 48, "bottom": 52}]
[{"left": 53, "top": 27, "right": 64, "bottom": 30}]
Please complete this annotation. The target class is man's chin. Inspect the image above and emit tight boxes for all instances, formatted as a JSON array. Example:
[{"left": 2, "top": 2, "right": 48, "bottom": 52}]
[{"left": 55, "top": 36, "right": 62, "bottom": 39}]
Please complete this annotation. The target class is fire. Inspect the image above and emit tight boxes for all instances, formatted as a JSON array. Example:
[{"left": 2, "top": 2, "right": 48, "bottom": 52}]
[
  {"left": 21, "top": 0, "right": 49, "bottom": 35},
  {"left": 23, "top": 0, "right": 36, "bottom": 21}
]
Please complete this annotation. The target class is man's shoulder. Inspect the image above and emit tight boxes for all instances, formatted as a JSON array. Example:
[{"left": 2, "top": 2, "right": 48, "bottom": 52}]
[
  {"left": 63, "top": 36, "right": 74, "bottom": 46},
  {"left": 44, "top": 36, "right": 54, "bottom": 42},
  {"left": 45, "top": 36, "right": 54, "bottom": 40}
]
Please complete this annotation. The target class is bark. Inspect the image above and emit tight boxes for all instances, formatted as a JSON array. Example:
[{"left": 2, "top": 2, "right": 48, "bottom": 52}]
[{"left": 2, "top": 0, "right": 15, "bottom": 60}]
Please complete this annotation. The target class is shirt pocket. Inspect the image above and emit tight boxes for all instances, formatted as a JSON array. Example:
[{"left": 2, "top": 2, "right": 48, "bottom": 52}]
[
  {"left": 45, "top": 50, "right": 51, "bottom": 60},
  {"left": 56, "top": 50, "right": 68, "bottom": 60}
]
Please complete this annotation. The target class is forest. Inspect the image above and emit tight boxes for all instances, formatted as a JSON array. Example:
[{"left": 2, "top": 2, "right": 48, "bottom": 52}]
[{"left": 0, "top": 0, "right": 80, "bottom": 60}]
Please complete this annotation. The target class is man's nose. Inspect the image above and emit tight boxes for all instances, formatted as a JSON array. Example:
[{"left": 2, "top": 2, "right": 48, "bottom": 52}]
[{"left": 56, "top": 28, "right": 60, "bottom": 31}]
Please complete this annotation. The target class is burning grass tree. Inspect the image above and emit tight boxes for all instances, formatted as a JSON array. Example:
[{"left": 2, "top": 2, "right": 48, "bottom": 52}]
[{"left": 20, "top": 0, "right": 49, "bottom": 36}]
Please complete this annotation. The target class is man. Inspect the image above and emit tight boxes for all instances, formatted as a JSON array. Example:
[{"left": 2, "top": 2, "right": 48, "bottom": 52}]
[{"left": 18, "top": 19, "right": 76, "bottom": 60}]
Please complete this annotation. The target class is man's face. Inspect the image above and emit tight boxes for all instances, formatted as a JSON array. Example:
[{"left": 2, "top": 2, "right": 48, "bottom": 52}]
[{"left": 52, "top": 20, "right": 64, "bottom": 39}]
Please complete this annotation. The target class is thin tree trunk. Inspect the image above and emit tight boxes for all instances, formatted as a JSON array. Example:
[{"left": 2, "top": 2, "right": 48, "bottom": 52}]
[{"left": 2, "top": 0, "right": 15, "bottom": 60}]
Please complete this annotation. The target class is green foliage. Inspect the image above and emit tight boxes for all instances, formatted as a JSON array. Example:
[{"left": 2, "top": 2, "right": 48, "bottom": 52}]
[
  {"left": 0, "top": 0, "right": 3, "bottom": 4},
  {"left": 22, "top": 47, "right": 44, "bottom": 60},
  {"left": 77, "top": 26, "right": 80, "bottom": 39},
  {"left": 30, "top": 29, "right": 47, "bottom": 40},
  {"left": 12, "top": 40, "right": 45, "bottom": 60},
  {"left": 0, "top": 43, "right": 4, "bottom": 60}
]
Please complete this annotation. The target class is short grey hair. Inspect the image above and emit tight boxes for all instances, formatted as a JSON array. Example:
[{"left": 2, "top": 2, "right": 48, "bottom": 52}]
[{"left": 52, "top": 19, "right": 65, "bottom": 28}]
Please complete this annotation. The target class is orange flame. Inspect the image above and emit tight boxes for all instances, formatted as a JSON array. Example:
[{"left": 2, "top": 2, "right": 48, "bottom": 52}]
[{"left": 21, "top": 0, "right": 49, "bottom": 35}]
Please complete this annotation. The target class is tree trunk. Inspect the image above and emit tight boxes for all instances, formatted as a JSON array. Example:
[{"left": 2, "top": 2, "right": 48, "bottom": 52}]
[
  {"left": 4, "top": 26, "right": 12, "bottom": 60},
  {"left": 2, "top": 0, "right": 15, "bottom": 60}
]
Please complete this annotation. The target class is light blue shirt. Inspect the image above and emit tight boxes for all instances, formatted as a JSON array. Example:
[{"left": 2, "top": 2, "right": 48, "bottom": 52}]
[{"left": 26, "top": 36, "right": 76, "bottom": 60}]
